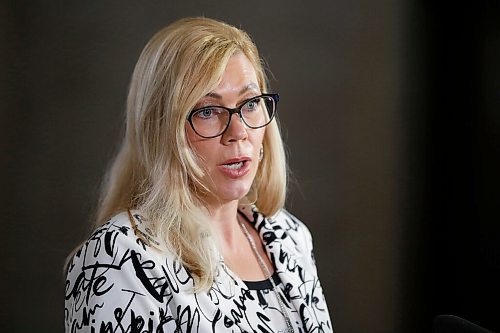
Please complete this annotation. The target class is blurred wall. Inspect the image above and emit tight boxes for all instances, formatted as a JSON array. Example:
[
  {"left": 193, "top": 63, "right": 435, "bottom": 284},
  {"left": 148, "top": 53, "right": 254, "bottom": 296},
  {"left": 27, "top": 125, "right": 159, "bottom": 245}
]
[
  {"left": 413, "top": 1, "right": 500, "bottom": 331},
  {"left": 2, "top": 1, "right": 498, "bottom": 333}
]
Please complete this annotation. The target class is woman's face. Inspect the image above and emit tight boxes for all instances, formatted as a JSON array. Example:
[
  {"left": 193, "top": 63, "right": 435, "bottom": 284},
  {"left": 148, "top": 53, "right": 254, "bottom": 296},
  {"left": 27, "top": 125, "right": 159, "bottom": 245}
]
[{"left": 186, "top": 53, "right": 265, "bottom": 207}]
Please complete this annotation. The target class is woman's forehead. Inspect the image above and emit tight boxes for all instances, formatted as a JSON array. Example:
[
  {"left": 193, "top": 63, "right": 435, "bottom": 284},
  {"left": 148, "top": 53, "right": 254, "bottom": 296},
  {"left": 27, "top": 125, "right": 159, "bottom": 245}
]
[{"left": 210, "top": 54, "right": 259, "bottom": 94}]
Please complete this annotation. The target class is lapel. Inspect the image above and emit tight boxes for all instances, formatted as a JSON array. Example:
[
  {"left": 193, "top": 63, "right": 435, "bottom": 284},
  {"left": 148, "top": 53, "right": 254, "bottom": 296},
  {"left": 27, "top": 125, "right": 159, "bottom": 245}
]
[
  {"left": 237, "top": 205, "right": 324, "bottom": 331},
  {"left": 209, "top": 204, "right": 314, "bottom": 332}
]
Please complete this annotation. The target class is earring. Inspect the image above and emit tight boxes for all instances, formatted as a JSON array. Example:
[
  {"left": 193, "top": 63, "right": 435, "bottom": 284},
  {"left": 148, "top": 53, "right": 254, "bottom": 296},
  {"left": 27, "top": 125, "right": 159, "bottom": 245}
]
[{"left": 259, "top": 146, "right": 264, "bottom": 162}]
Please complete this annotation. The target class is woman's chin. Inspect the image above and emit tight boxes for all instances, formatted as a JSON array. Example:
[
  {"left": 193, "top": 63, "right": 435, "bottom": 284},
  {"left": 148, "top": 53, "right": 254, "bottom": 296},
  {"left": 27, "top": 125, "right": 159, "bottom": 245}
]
[{"left": 208, "top": 184, "right": 252, "bottom": 205}]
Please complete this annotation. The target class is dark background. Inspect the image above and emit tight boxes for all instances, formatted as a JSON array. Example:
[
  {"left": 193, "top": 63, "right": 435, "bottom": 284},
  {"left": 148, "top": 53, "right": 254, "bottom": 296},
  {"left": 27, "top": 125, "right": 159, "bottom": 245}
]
[{"left": 1, "top": 1, "right": 499, "bottom": 332}]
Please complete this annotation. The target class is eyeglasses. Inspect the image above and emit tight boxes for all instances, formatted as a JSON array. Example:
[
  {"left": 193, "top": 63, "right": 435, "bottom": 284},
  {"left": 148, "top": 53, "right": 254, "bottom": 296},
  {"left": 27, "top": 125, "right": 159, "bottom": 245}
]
[{"left": 187, "top": 93, "right": 279, "bottom": 138}]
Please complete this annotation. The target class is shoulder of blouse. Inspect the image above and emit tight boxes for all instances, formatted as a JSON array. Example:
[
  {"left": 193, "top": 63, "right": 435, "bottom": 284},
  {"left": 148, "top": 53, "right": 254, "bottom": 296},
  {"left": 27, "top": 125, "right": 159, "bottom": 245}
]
[
  {"left": 66, "top": 210, "right": 182, "bottom": 273},
  {"left": 263, "top": 208, "right": 318, "bottom": 269},
  {"left": 69, "top": 211, "right": 152, "bottom": 259},
  {"left": 267, "top": 208, "right": 314, "bottom": 246}
]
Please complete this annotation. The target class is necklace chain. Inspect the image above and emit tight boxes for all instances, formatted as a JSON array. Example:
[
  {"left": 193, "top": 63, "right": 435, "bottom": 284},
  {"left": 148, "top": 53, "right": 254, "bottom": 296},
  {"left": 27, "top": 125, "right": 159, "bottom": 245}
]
[{"left": 238, "top": 216, "right": 295, "bottom": 333}]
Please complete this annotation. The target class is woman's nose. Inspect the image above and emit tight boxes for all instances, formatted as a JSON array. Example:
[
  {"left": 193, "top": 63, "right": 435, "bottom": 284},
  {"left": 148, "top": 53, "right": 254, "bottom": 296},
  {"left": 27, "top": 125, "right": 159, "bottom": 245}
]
[{"left": 222, "top": 113, "right": 248, "bottom": 143}]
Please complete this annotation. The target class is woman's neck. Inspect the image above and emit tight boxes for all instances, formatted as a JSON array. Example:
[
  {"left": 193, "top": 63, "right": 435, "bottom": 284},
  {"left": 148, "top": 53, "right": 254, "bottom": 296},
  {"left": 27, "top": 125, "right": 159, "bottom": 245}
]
[{"left": 208, "top": 200, "right": 241, "bottom": 250}]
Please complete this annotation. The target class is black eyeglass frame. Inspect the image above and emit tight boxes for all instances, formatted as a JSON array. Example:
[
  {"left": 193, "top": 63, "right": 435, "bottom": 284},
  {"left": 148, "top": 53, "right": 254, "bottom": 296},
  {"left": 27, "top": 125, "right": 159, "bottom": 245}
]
[{"left": 187, "top": 93, "right": 280, "bottom": 139}]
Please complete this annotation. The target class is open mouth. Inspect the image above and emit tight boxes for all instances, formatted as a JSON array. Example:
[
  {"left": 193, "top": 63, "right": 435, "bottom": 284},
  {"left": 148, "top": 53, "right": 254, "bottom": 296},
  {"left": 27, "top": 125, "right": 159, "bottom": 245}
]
[{"left": 222, "top": 161, "right": 246, "bottom": 170}]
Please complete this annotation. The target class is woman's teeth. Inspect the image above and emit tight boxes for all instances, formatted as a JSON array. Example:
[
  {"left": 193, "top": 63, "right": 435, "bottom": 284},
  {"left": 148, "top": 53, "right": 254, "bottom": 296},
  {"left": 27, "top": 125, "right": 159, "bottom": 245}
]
[{"left": 223, "top": 161, "right": 244, "bottom": 169}]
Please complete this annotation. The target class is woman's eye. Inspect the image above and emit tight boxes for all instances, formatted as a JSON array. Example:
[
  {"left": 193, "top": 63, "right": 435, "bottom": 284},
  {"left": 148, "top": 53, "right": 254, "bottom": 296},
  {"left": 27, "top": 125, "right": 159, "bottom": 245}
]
[
  {"left": 196, "top": 108, "right": 215, "bottom": 119},
  {"left": 245, "top": 98, "right": 261, "bottom": 111}
]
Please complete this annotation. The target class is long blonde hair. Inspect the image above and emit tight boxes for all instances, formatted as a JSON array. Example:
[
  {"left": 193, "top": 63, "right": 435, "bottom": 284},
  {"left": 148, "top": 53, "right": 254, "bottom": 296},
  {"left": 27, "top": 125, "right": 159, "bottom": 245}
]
[{"left": 95, "top": 17, "right": 287, "bottom": 291}]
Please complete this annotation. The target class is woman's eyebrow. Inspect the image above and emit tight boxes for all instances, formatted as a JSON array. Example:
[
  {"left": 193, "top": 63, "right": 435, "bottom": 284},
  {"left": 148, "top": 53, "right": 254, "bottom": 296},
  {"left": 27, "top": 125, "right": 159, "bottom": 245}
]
[
  {"left": 204, "top": 83, "right": 260, "bottom": 100},
  {"left": 239, "top": 83, "right": 260, "bottom": 95},
  {"left": 205, "top": 92, "right": 222, "bottom": 99}
]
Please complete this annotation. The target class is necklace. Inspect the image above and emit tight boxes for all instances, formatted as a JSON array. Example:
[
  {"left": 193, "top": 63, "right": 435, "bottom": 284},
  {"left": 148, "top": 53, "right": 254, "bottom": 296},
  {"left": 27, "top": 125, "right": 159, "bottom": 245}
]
[{"left": 238, "top": 215, "right": 295, "bottom": 333}]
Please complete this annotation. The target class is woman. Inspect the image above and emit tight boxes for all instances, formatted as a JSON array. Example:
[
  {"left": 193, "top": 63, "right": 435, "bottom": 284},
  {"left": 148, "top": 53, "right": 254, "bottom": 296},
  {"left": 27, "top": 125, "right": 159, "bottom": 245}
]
[{"left": 65, "top": 17, "right": 332, "bottom": 333}]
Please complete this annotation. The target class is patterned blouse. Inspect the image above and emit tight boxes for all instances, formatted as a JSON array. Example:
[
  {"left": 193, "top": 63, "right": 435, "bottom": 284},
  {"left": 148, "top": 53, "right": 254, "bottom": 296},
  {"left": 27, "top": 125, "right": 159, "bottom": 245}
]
[{"left": 64, "top": 205, "right": 333, "bottom": 332}]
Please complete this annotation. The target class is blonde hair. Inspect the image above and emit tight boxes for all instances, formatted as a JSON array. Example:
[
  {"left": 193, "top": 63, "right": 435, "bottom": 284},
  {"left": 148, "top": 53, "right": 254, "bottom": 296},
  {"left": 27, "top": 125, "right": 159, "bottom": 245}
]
[{"left": 95, "top": 17, "right": 287, "bottom": 291}]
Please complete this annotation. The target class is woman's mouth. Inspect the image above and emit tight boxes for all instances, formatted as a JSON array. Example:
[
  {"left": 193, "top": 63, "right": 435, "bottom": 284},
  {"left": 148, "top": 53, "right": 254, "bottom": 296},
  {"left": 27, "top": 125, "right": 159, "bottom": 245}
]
[{"left": 218, "top": 158, "right": 251, "bottom": 178}]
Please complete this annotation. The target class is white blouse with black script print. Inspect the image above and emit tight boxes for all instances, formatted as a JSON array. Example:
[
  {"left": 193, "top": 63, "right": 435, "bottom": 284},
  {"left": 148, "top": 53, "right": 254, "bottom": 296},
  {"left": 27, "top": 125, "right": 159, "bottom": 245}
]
[{"left": 64, "top": 205, "right": 333, "bottom": 332}]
